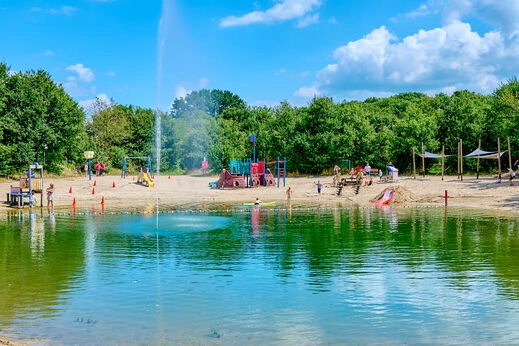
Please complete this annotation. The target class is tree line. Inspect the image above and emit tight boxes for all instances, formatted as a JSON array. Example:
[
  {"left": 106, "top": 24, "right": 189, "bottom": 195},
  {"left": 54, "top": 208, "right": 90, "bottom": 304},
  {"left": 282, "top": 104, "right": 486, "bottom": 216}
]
[{"left": 1, "top": 62, "right": 518, "bottom": 177}]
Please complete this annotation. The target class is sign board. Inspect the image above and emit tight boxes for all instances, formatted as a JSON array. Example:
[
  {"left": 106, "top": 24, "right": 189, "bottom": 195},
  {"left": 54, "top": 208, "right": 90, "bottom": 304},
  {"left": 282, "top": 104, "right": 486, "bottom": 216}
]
[{"left": 84, "top": 151, "right": 95, "bottom": 159}]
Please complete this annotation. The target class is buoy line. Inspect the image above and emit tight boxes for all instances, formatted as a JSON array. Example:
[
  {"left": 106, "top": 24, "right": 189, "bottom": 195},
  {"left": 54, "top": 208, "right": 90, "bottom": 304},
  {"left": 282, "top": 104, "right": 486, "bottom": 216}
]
[{"left": 0, "top": 203, "right": 445, "bottom": 219}]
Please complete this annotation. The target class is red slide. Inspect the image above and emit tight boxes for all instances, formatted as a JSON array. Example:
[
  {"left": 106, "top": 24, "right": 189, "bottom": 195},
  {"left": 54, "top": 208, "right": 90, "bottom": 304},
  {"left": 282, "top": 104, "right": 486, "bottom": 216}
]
[{"left": 374, "top": 188, "right": 394, "bottom": 206}]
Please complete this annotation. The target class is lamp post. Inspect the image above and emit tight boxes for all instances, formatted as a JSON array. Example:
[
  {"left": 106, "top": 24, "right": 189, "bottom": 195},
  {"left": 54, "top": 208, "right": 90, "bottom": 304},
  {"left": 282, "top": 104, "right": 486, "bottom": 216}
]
[
  {"left": 84, "top": 151, "right": 95, "bottom": 181},
  {"left": 250, "top": 134, "right": 256, "bottom": 162},
  {"left": 43, "top": 144, "right": 48, "bottom": 165}
]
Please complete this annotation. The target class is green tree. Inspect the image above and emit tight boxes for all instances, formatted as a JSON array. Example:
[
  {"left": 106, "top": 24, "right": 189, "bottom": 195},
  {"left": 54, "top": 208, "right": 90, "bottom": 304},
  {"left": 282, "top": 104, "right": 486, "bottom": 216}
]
[
  {"left": 434, "top": 91, "right": 493, "bottom": 171},
  {"left": 0, "top": 64, "right": 86, "bottom": 175},
  {"left": 86, "top": 103, "right": 155, "bottom": 171},
  {"left": 170, "top": 89, "right": 245, "bottom": 118},
  {"left": 492, "top": 77, "right": 519, "bottom": 150}
]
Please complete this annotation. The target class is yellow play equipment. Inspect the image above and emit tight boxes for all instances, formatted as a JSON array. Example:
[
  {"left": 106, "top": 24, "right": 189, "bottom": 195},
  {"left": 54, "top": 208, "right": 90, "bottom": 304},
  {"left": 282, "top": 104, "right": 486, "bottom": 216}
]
[
  {"left": 137, "top": 169, "right": 155, "bottom": 187},
  {"left": 143, "top": 172, "right": 155, "bottom": 187},
  {"left": 123, "top": 156, "right": 154, "bottom": 187}
]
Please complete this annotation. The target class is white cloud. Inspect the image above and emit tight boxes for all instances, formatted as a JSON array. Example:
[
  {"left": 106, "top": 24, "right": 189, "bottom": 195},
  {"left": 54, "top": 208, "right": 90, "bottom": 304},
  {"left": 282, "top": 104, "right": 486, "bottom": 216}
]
[
  {"left": 174, "top": 85, "right": 188, "bottom": 99},
  {"left": 63, "top": 81, "right": 91, "bottom": 98},
  {"left": 220, "top": 0, "right": 322, "bottom": 28},
  {"left": 31, "top": 6, "right": 77, "bottom": 16},
  {"left": 63, "top": 64, "right": 96, "bottom": 98},
  {"left": 275, "top": 68, "right": 287, "bottom": 76},
  {"left": 417, "top": 0, "right": 519, "bottom": 37},
  {"left": 405, "top": 4, "right": 434, "bottom": 18},
  {"left": 173, "top": 78, "right": 210, "bottom": 100},
  {"left": 294, "top": 85, "right": 320, "bottom": 98},
  {"left": 469, "top": 0, "right": 519, "bottom": 38},
  {"left": 198, "top": 77, "right": 209, "bottom": 89},
  {"left": 296, "top": 13, "right": 319, "bottom": 28},
  {"left": 79, "top": 93, "right": 112, "bottom": 116},
  {"left": 66, "top": 63, "right": 95, "bottom": 82},
  {"left": 300, "top": 8, "right": 518, "bottom": 102},
  {"left": 36, "top": 50, "right": 55, "bottom": 57}
]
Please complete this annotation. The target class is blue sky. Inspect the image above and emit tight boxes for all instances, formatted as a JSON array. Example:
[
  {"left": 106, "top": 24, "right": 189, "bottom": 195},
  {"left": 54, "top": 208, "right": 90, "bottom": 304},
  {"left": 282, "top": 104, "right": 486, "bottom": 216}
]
[{"left": 2, "top": 0, "right": 519, "bottom": 113}]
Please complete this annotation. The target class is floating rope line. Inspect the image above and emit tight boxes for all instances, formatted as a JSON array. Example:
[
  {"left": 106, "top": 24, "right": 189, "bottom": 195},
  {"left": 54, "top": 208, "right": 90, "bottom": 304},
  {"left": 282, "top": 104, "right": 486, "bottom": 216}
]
[{"left": 0, "top": 203, "right": 446, "bottom": 219}]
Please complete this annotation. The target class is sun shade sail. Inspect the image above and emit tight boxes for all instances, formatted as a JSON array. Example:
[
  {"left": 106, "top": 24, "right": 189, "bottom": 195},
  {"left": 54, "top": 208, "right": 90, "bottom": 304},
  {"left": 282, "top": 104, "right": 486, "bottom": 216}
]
[
  {"left": 464, "top": 149, "right": 506, "bottom": 158},
  {"left": 418, "top": 151, "right": 452, "bottom": 159}
]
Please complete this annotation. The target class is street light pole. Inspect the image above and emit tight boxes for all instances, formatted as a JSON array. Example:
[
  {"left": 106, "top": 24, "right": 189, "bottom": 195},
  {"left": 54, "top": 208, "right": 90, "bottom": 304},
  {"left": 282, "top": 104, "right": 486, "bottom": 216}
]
[
  {"left": 43, "top": 144, "right": 48, "bottom": 165},
  {"left": 84, "top": 151, "right": 95, "bottom": 181},
  {"left": 250, "top": 134, "right": 256, "bottom": 162}
]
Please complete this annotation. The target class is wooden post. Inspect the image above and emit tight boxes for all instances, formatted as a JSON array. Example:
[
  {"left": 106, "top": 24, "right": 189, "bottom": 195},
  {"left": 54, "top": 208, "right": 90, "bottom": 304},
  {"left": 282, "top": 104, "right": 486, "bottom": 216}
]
[
  {"left": 457, "top": 140, "right": 460, "bottom": 179},
  {"left": 508, "top": 137, "right": 512, "bottom": 170},
  {"left": 460, "top": 139, "right": 463, "bottom": 181},
  {"left": 421, "top": 142, "right": 426, "bottom": 178},
  {"left": 412, "top": 147, "right": 416, "bottom": 179},
  {"left": 441, "top": 145, "right": 445, "bottom": 181},
  {"left": 476, "top": 139, "right": 481, "bottom": 179},
  {"left": 498, "top": 138, "right": 501, "bottom": 174}
]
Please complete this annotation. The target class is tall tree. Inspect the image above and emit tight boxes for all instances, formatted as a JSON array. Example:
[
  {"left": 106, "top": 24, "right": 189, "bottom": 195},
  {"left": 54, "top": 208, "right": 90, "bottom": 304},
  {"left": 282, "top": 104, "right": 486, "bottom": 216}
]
[
  {"left": 0, "top": 64, "right": 86, "bottom": 174},
  {"left": 86, "top": 104, "right": 155, "bottom": 171},
  {"left": 170, "top": 89, "right": 245, "bottom": 118}
]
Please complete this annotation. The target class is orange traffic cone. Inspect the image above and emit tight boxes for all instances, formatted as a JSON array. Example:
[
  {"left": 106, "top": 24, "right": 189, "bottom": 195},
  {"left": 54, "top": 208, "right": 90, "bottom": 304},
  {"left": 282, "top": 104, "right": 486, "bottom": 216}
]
[
  {"left": 72, "top": 197, "right": 77, "bottom": 207},
  {"left": 101, "top": 196, "right": 105, "bottom": 204},
  {"left": 69, "top": 186, "right": 73, "bottom": 193},
  {"left": 92, "top": 187, "right": 95, "bottom": 195},
  {"left": 112, "top": 181, "right": 116, "bottom": 188},
  {"left": 93, "top": 180, "right": 97, "bottom": 186}
]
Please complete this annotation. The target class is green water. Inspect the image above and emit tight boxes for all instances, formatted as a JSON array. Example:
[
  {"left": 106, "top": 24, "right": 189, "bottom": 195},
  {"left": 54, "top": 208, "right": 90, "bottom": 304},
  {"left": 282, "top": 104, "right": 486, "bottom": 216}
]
[{"left": 1, "top": 206, "right": 519, "bottom": 345}]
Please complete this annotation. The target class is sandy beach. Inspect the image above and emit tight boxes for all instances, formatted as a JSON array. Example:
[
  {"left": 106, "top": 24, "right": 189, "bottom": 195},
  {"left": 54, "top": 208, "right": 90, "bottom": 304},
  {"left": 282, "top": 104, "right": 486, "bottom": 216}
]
[{"left": 1, "top": 171, "right": 517, "bottom": 215}]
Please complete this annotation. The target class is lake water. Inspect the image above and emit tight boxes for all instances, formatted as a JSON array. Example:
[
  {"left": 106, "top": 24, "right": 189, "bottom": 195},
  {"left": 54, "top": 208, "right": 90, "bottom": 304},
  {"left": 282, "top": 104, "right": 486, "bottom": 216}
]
[{"left": 1, "top": 205, "right": 519, "bottom": 345}]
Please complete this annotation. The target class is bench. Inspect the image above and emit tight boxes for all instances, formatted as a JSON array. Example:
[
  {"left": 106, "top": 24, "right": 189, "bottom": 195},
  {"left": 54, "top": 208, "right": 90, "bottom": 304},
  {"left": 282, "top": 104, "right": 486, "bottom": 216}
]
[{"left": 340, "top": 177, "right": 361, "bottom": 186}]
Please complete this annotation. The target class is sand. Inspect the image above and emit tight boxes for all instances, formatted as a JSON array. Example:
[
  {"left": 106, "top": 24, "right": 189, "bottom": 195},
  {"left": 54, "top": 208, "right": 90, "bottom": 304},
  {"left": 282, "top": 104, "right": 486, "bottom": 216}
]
[{"left": 1, "top": 172, "right": 517, "bottom": 215}]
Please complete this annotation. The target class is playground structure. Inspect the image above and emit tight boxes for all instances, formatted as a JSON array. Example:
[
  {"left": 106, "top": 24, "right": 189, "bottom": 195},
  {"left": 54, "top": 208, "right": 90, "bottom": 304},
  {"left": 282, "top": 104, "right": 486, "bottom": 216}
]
[
  {"left": 121, "top": 156, "right": 155, "bottom": 187},
  {"left": 216, "top": 169, "right": 247, "bottom": 188},
  {"left": 6, "top": 163, "right": 44, "bottom": 208},
  {"left": 216, "top": 158, "right": 286, "bottom": 189}
]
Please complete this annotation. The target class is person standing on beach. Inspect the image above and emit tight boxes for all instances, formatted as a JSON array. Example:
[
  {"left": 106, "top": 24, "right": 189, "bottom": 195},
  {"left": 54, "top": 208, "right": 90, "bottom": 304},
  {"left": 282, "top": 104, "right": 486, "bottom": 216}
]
[
  {"left": 315, "top": 180, "right": 322, "bottom": 195},
  {"left": 46, "top": 183, "right": 55, "bottom": 214},
  {"left": 94, "top": 161, "right": 101, "bottom": 176},
  {"left": 286, "top": 186, "right": 292, "bottom": 199},
  {"left": 508, "top": 167, "right": 515, "bottom": 186},
  {"left": 364, "top": 162, "right": 371, "bottom": 176}
]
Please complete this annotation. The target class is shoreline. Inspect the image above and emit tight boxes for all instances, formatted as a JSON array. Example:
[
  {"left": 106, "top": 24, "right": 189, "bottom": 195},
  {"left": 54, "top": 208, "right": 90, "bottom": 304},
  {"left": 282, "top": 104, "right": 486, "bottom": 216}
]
[{"left": 1, "top": 173, "right": 517, "bottom": 216}]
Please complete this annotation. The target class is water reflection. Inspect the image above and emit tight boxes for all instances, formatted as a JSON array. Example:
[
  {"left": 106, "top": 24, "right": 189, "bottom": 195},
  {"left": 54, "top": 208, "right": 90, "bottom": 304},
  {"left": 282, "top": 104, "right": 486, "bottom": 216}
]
[
  {"left": 251, "top": 205, "right": 260, "bottom": 238},
  {"left": 0, "top": 207, "right": 519, "bottom": 344}
]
